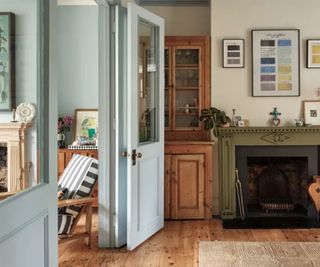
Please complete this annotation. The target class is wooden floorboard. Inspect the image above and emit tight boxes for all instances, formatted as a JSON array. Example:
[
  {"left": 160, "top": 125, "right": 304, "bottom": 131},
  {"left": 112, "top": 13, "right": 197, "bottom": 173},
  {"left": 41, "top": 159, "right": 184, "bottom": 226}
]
[{"left": 59, "top": 211, "right": 320, "bottom": 267}]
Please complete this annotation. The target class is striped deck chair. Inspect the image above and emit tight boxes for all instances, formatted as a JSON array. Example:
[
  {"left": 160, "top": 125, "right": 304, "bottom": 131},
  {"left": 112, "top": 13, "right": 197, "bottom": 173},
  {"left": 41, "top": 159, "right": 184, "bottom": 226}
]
[{"left": 57, "top": 154, "right": 98, "bottom": 248}]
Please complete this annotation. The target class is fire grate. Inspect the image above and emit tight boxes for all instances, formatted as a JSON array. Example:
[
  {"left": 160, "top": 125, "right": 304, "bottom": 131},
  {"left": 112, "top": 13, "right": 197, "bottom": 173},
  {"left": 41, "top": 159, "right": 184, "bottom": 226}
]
[{"left": 260, "top": 199, "right": 295, "bottom": 213}]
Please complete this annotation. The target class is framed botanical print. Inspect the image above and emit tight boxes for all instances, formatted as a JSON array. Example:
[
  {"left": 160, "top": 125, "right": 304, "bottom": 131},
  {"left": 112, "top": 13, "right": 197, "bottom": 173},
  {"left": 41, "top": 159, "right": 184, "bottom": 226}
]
[
  {"left": 307, "top": 40, "right": 320, "bottom": 68},
  {"left": 304, "top": 100, "right": 320, "bottom": 125},
  {"left": 74, "top": 109, "right": 98, "bottom": 139},
  {"left": 252, "top": 29, "right": 300, "bottom": 97},
  {"left": 0, "top": 13, "right": 15, "bottom": 110},
  {"left": 222, "top": 39, "right": 245, "bottom": 68}
]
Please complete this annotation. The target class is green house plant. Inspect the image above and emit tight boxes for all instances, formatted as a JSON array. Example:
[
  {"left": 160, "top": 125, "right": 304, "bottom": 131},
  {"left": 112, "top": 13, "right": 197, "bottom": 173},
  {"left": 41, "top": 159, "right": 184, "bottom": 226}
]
[{"left": 199, "top": 107, "right": 231, "bottom": 137}]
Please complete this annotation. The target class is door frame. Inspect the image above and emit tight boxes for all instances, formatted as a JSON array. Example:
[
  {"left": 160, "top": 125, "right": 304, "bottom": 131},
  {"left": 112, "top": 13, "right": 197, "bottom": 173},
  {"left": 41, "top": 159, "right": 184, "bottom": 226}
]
[
  {"left": 95, "top": 0, "right": 112, "bottom": 248},
  {"left": 57, "top": 0, "right": 121, "bottom": 248}
]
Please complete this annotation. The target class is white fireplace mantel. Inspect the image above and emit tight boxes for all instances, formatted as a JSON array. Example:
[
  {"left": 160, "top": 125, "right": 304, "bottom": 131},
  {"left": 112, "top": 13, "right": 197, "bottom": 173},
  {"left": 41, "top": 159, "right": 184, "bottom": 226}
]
[{"left": 0, "top": 123, "right": 31, "bottom": 192}]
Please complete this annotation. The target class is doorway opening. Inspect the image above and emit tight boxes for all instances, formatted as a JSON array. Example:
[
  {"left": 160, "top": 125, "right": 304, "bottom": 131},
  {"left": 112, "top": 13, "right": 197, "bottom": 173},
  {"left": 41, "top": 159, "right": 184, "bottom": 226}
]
[{"left": 56, "top": 3, "right": 100, "bottom": 253}]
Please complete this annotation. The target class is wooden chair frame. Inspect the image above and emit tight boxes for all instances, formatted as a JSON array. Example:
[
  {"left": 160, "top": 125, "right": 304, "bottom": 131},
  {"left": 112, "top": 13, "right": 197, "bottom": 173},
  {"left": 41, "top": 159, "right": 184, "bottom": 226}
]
[
  {"left": 58, "top": 183, "right": 97, "bottom": 248},
  {"left": 58, "top": 197, "right": 94, "bottom": 248}
]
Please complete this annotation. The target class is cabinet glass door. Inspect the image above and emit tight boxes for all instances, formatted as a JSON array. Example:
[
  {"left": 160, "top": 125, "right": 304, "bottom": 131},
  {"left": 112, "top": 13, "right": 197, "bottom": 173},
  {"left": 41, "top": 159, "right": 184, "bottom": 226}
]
[
  {"left": 164, "top": 48, "right": 171, "bottom": 129},
  {"left": 174, "top": 48, "right": 201, "bottom": 130}
]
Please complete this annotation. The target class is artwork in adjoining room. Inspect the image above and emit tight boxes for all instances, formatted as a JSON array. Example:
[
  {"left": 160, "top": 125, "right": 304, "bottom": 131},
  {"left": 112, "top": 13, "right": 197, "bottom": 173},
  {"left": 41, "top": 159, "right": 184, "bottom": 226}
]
[
  {"left": 74, "top": 109, "right": 98, "bottom": 140},
  {"left": 252, "top": 29, "right": 300, "bottom": 97},
  {"left": 304, "top": 100, "right": 320, "bottom": 126},
  {"left": 0, "top": 13, "right": 15, "bottom": 110},
  {"left": 307, "top": 40, "right": 320, "bottom": 68},
  {"left": 222, "top": 39, "right": 244, "bottom": 68}
]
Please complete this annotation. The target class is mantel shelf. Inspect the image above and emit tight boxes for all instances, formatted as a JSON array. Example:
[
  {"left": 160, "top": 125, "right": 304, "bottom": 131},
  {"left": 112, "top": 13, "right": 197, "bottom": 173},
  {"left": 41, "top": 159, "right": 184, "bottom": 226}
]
[
  {"left": 0, "top": 122, "right": 31, "bottom": 129},
  {"left": 218, "top": 126, "right": 320, "bottom": 135}
]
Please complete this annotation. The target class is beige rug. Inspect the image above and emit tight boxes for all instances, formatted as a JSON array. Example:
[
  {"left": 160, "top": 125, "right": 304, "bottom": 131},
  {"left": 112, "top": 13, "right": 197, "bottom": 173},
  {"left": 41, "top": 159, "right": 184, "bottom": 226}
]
[{"left": 199, "top": 241, "right": 320, "bottom": 267}]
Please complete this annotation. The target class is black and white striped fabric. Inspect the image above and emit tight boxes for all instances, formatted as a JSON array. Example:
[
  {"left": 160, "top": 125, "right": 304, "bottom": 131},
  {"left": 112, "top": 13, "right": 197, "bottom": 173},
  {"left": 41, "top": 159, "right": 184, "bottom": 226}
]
[
  {"left": 67, "top": 145, "right": 98, "bottom": 150},
  {"left": 58, "top": 154, "right": 98, "bottom": 235},
  {"left": 58, "top": 214, "right": 74, "bottom": 235}
]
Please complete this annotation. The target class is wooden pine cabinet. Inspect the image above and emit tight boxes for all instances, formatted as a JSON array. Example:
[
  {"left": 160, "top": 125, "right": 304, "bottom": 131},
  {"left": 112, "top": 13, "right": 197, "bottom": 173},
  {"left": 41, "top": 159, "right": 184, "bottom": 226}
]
[
  {"left": 58, "top": 149, "right": 98, "bottom": 207},
  {"left": 165, "top": 141, "right": 213, "bottom": 220},
  {"left": 165, "top": 36, "right": 211, "bottom": 141},
  {"left": 164, "top": 36, "right": 213, "bottom": 220}
]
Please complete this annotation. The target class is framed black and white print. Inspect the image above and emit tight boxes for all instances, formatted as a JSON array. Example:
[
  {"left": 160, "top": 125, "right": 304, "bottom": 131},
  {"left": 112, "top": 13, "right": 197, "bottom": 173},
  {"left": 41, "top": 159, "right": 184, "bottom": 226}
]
[
  {"left": 307, "top": 40, "right": 320, "bottom": 68},
  {"left": 252, "top": 29, "right": 300, "bottom": 97},
  {"left": 304, "top": 100, "right": 320, "bottom": 125},
  {"left": 223, "top": 39, "right": 244, "bottom": 68}
]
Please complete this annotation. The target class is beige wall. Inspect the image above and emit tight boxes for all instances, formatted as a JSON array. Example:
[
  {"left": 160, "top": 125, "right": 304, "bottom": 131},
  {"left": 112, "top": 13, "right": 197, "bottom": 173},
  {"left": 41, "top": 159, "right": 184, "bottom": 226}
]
[
  {"left": 122, "top": 0, "right": 210, "bottom": 35},
  {"left": 145, "top": 6, "right": 210, "bottom": 35},
  {"left": 211, "top": 0, "right": 320, "bottom": 214}
]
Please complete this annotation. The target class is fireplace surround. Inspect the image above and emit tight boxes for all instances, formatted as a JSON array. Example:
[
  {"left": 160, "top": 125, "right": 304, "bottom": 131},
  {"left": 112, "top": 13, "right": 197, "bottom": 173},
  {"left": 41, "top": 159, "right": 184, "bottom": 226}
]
[
  {"left": 0, "top": 123, "right": 30, "bottom": 193},
  {"left": 218, "top": 126, "right": 320, "bottom": 228}
]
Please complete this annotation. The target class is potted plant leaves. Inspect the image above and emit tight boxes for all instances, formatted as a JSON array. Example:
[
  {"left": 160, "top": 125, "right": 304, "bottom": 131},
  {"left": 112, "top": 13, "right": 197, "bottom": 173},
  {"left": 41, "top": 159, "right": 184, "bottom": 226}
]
[{"left": 199, "top": 107, "right": 231, "bottom": 137}]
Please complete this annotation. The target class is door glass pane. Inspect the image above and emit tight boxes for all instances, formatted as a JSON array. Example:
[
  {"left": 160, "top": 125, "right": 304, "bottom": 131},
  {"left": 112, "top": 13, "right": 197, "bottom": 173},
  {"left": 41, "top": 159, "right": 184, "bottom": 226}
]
[
  {"left": 138, "top": 19, "right": 159, "bottom": 144},
  {"left": 0, "top": 0, "right": 47, "bottom": 201}
]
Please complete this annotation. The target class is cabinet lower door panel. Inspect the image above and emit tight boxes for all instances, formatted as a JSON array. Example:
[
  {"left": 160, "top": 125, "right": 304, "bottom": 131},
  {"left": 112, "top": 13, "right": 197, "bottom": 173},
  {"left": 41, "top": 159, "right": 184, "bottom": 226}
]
[
  {"left": 171, "top": 154, "right": 204, "bottom": 219},
  {"left": 164, "top": 155, "right": 171, "bottom": 219}
]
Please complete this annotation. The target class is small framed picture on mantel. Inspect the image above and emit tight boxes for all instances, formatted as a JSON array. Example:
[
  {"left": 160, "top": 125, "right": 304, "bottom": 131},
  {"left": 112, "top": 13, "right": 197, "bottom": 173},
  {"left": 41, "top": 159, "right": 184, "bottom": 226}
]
[
  {"left": 222, "top": 39, "right": 245, "bottom": 68},
  {"left": 304, "top": 100, "right": 320, "bottom": 125}
]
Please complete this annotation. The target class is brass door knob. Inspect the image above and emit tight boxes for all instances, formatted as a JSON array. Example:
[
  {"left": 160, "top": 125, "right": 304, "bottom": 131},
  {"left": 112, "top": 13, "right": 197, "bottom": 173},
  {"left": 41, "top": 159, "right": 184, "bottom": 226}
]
[{"left": 131, "top": 149, "right": 142, "bottom": 166}]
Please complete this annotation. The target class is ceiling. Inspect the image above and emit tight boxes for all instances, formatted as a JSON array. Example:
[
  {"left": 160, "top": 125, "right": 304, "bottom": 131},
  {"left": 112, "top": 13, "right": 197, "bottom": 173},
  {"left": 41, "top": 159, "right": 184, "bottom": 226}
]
[{"left": 136, "top": 0, "right": 210, "bottom": 6}]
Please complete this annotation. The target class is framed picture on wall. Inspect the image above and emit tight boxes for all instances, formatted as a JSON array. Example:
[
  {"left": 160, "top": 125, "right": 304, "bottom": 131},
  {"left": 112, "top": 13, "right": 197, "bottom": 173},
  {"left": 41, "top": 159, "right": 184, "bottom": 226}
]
[
  {"left": 0, "top": 13, "right": 15, "bottom": 110},
  {"left": 74, "top": 109, "right": 99, "bottom": 140},
  {"left": 222, "top": 39, "right": 245, "bottom": 68},
  {"left": 307, "top": 40, "right": 320, "bottom": 68},
  {"left": 252, "top": 29, "right": 300, "bottom": 97},
  {"left": 304, "top": 100, "right": 320, "bottom": 125}
]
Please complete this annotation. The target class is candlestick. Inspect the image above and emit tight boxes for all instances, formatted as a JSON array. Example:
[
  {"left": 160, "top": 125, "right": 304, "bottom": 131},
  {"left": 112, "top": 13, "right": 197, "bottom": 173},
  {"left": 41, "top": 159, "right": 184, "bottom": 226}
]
[{"left": 11, "top": 108, "right": 17, "bottom": 123}]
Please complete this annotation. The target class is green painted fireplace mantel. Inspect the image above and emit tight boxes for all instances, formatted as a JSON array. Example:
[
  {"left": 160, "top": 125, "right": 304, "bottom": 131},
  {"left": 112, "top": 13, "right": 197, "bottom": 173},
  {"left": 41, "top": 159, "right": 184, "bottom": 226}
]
[{"left": 218, "top": 126, "right": 320, "bottom": 219}]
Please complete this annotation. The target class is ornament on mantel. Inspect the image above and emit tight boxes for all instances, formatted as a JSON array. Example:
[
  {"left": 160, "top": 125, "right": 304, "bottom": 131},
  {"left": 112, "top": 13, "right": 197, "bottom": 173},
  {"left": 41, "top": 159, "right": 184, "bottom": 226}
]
[
  {"left": 269, "top": 107, "right": 281, "bottom": 127},
  {"left": 10, "top": 108, "right": 17, "bottom": 123},
  {"left": 15, "top": 102, "right": 36, "bottom": 123}
]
